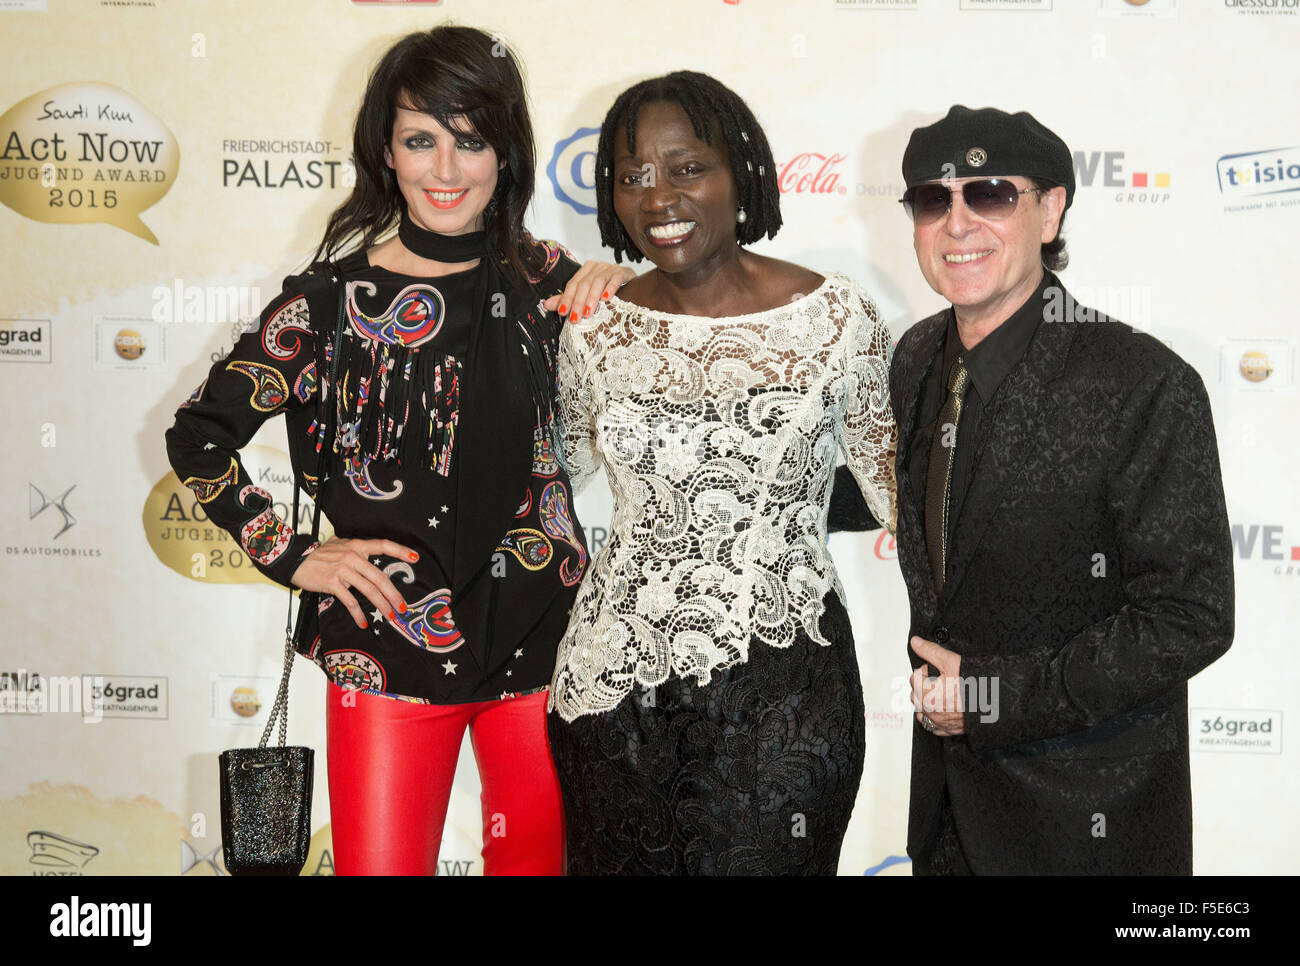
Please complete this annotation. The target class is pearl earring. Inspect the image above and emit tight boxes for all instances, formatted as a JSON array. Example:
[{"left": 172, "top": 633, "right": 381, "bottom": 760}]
[{"left": 736, "top": 208, "right": 748, "bottom": 224}]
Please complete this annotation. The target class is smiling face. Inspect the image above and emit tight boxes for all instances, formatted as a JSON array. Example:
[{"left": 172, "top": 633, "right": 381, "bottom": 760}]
[
  {"left": 385, "top": 104, "right": 500, "bottom": 236},
  {"left": 611, "top": 100, "right": 739, "bottom": 277},
  {"left": 912, "top": 175, "right": 1065, "bottom": 328}
]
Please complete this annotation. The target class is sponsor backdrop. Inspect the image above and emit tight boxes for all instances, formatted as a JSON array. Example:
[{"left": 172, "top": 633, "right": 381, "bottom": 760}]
[{"left": 0, "top": 0, "right": 1295, "bottom": 877}]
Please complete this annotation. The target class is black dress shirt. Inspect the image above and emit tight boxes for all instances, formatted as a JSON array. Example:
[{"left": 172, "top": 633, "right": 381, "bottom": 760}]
[{"left": 909, "top": 272, "right": 1053, "bottom": 558}]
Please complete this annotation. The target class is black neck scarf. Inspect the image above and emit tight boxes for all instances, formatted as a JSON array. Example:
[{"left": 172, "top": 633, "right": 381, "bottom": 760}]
[{"left": 398, "top": 208, "right": 488, "bottom": 263}]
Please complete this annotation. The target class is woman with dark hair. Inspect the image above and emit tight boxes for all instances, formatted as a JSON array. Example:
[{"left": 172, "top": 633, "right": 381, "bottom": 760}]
[
  {"left": 165, "top": 26, "right": 630, "bottom": 876},
  {"left": 547, "top": 72, "right": 897, "bottom": 875}
]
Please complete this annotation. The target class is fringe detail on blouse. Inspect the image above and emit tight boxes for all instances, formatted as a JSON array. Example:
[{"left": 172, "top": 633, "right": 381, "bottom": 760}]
[{"left": 329, "top": 333, "right": 461, "bottom": 476}]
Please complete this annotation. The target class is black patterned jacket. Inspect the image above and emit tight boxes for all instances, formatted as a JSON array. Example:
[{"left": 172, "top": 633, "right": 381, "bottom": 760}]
[{"left": 889, "top": 283, "right": 1234, "bottom": 874}]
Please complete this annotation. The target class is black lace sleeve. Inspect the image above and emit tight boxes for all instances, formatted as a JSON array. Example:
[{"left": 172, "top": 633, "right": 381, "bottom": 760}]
[{"left": 827, "top": 464, "right": 882, "bottom": 533}]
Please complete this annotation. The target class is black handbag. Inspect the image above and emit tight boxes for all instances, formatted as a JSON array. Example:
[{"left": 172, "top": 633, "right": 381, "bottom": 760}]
[
  {"left": 217, "top": 264, "right": 346, "bottom": 876},
  {"left": 217, "top": 663, "right": 315, "bottom": 876}
]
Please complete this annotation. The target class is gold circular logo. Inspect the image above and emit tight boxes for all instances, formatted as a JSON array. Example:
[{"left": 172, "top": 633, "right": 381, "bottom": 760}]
[
  {"left": 230, "top": 686, "right": 261, "bottom": 718},
  {"left": 1239, "top": 350, "right": 1273, "bottom": 383},
  {"left": 966, "top": 147, "right": 987, "bottom": 168},
  {"left": 113, "top": 328, "right": 146, "bottom": 360}
]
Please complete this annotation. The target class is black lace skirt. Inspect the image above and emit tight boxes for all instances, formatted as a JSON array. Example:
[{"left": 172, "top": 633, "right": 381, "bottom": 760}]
[{"left": 548, "top": 592, "right": 865, "bottom": 875}]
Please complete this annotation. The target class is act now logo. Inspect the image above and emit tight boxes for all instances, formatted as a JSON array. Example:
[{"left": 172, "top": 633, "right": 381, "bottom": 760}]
[{"left": 1216, "top": 146, "right": 1300, "bottom": 210}]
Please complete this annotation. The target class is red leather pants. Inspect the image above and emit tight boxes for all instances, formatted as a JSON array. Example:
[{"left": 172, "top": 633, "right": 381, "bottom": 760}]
[{"left": 325, "top": 682, "right": 563, "bottom": 875}]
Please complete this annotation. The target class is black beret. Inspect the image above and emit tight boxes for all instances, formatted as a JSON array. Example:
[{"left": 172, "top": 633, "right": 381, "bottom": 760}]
[{"left": 902, "top": 105, "right": 1075, "bottom": 210}]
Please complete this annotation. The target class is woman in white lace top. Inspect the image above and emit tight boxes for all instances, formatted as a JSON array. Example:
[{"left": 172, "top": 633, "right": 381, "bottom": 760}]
[{"left": 546, "top": 72, "right": 897, "bottom": 875}]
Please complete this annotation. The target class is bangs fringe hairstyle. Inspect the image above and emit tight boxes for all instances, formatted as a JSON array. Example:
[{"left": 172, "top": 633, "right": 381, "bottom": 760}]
[
  {"left": 314, "top": 25, "right": 545, "bottom": 289},
  {"left": 594, "top": 71, "right": 782, "bottom": 263}
]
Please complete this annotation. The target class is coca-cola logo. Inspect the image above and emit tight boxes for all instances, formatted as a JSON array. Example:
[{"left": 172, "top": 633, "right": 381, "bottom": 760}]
[
  {"left": 776, "top": 153, "right": 847, "bottom": 195},
  {"left": 546, "top": 134, "right": 851, "bottom": 213},
  {"left": 874, "top": 531, "right": 897, "bottom": 561}
]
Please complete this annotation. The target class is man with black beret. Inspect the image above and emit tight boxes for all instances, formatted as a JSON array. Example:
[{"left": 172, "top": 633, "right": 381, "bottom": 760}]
[{"left": 889, "top": 105, "right": 1234, "bottom": 874}]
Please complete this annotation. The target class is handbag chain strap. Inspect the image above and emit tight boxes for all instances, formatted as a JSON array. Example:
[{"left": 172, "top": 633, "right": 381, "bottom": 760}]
[{"left": 259, "top": 263, "right": 348, "bottom": 749}]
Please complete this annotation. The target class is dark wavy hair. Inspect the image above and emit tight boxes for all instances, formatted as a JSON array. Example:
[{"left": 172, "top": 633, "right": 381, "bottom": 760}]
[
  {"left": 593, "top": 71, "right": 782, "bottom": 263},
  {"left": 1030, "top": 177, "right": 1069, "bottom": 272},
  {"left": 313, "top": 26, "right": 544, "bottom": 289}
]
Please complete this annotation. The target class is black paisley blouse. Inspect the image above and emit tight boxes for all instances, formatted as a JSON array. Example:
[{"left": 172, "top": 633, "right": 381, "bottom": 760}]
[{"left": 165, "top": 247, "right": 589, "bottom": 705}]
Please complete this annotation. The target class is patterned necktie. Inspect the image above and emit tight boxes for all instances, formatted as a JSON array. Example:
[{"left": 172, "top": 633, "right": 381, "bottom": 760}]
[{"left": 925, "top": 357, "right": 970, "bottom": 593}]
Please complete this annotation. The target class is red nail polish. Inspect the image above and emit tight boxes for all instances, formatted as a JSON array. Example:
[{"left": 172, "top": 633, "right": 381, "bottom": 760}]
[
  {"left": 569, "top": 312, "right": 578, "bottom": 322},
  {"left": 583, "top": 305, "right": 591, "bottom": 317},
  {"left": 558, "top": 303, "right": 567, "bottom": 315},
  {"left": 602, "top": 289, "right": 610, "bottom": 299},
  {"left": 388, "top": 611, "right": 395, "bottom": 621},
  {"left": 408, "top": 552, "right": 419, "bottom": 561},
  {"left": 398, "top": 602, "right": 407, "bottom": 613}
]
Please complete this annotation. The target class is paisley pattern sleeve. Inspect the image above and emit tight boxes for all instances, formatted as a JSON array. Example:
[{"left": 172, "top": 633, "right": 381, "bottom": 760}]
[
  {"left": 838, "top": 284, "right": 898, "bottom": 534},
  {"left": 531, "top": 237, "right": 580, "bottom": 289},
  {"left": 164, "top": 280, "right": 322, "bottom": 587},
  {"left": 555, "top": 322, "right": 601, "bottom": 493}
]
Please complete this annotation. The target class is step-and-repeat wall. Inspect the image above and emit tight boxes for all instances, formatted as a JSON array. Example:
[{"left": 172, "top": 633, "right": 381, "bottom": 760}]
[{"left": 1, "top": 0, "right": 1295, "bottom": 876}]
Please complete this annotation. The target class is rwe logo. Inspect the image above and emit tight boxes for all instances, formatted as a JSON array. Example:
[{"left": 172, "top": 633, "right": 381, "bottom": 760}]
[
  {"left": 1231, "top": 523, "right": 1299, "bottom": 561},
  {"left": 1073, "top": 150, "right": 1171, "bottom": 203}
]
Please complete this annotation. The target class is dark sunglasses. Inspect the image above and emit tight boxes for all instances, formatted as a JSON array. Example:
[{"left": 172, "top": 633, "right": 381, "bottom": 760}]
[{"left": 900, "top": 179, "right": 1046, "bottom": 225}]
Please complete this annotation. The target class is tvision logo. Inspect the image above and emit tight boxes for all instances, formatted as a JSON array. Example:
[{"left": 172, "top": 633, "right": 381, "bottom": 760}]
[{"left": 1216, "top": 146, "right": 1300, "bottom": 199}]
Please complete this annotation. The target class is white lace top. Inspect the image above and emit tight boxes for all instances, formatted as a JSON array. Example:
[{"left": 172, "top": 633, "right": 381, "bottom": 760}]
[{"left": 548, "top": 272, "right": 897, "bottom": 721}]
